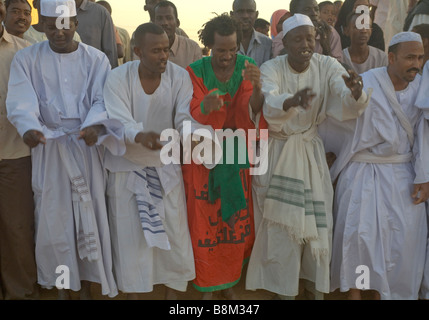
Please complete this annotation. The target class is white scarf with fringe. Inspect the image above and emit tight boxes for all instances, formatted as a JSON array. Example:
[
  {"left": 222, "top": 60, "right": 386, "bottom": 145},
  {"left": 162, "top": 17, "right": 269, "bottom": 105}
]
[{"left": 263, "top": 126, "right": 329, "bottom": 263}]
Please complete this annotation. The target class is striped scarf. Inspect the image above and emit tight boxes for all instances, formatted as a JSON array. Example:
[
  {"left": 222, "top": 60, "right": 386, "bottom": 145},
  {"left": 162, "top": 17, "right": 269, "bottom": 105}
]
[
  {"left": 57, "top": 139, "right": 98, "bottom": 262},
  {"left": 263, "top": 127, "right": 330, "bottom": 263},
  {"left": 131, "top": 168, "right": 171, "bottom": 251}
]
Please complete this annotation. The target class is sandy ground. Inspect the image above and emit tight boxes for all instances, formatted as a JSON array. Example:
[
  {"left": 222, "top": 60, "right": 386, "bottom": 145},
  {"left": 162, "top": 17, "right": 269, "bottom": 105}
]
[{"left": 34, "top": 264, "right": 354, "bottom": 301}]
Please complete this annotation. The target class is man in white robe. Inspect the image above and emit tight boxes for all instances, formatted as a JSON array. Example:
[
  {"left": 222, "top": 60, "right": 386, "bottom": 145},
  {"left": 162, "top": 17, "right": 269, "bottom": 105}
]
[
  {"left": 415, "top": 58, "right": 429, "bottom": 300},
  {"left": 102, "top": 22, "right": 196, "bottom": 300},
  {"left": 245, "top": 14, "right": 370, "bottom": 300},
  {"left": 330, "top": 32, "right": 429, "bottom": 300},
  {"left": 6, "top": 0, "right": 124, "bottom": 299}
]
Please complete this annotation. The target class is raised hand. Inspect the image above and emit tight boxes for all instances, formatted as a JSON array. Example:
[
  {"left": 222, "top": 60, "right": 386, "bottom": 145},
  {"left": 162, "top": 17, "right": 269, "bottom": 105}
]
[
  {"left": 343, "top": 68, "right": 363, "bottom": 101},
  {"left": 242, "top": 60, "right": 261, "bottom": 90},
  {"left": 202, "top": 92, "right": 224, "bottom": 114}
]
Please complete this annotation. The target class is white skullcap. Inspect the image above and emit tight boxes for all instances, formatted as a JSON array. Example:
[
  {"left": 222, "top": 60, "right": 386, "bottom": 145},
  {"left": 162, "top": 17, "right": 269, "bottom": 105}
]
[
  {"left": 40, "top": 0, "right": 77, "bottom": 17},
  {"left": 389, "top": 32, "right": 422, "bottom": 47},
  {"left": 282, "top": 14, "right": 314, "bottom": 38}
]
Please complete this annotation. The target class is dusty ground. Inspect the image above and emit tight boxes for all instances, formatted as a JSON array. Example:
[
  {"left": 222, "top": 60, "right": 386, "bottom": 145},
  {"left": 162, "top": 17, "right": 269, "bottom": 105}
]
[{"left": 35, "top": 265, "right": 355, "bottom": 301}]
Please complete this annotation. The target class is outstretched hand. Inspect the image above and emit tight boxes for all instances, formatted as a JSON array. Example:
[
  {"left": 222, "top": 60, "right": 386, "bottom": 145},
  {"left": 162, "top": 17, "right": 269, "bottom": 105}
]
[
  {"left": 343, "top": 69, "right": 363, "bottom": 101},
  {"left": 283, "top": 87, "right": 316, "bottom": 112},
  {"left": 135, "top": 131, "right": 163, "bottom": 150}
]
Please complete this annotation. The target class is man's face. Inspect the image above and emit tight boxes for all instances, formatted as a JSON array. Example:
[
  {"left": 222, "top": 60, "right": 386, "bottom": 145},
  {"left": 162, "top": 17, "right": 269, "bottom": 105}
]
[
  {"left": 389, "top": 41, "right": 425, "bottom": 83},
  {"left": 255, "top": 23, "right": 269, "bottom": 37},
  {"left": 4, "top": 0, "right": 32, "bottom": 37},
  {"left": 283, "top": 26, "right": 316, "bottom": 66},
  {"left": 134, "top": 32, "right": 170, "bottom": 74},
  {"left": 154, "top": 5, "right": 177, "bottom": 41},
  {"left": 296, "top": 0, "right": 320, "bottom": 24},
  {"left": 231, "top": 0, "right": 258, "bottom": 33},
  {"left": 43, "top": 16, "right": 78, "bottom": 53},
  {"left": 144, "top": 0, "right": 161, "bottom": 21},
  {"left": 345, "top": 14, "right": 372, "bottom": 46},
  {"left": 210, "top": 32, "right": 238, "bottom": 69}
]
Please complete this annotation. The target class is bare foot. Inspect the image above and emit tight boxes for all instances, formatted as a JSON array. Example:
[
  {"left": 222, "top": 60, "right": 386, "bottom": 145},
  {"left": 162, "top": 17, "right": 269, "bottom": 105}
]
[
  {"left": 347, "top": 289, "right": 362, "bottom": 300},
  {"left": 165, "top": 287, "right": 179, "bottom": 300},
  {"left": 80, "top": 281, "right": 92, "bottom": 300},
  {"left": 57, "top": 289, "right": 71, "bottom": 300},
  {"left": 221, "top": 288, "right": 239, "bottom": 300},
  {"left": 201, "top": 292, "right": 213, "bottom": 300},
  {"left": 127, "top": 293, "right": 140, "bottom": 300}
]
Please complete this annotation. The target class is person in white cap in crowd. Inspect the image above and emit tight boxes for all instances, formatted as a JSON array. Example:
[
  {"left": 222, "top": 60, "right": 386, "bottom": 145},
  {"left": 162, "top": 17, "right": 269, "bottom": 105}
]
[
  {"left": 6, "top": 0, "right": 125, "bottom": 300},
  {"left": 245, "top": 13, "right": 370, "bottom": 300},
  {"left": 102, "top": 22, "right": 196, "bottom": 300},
  {"left": 329, "top": 31, "right": 429, "bottom": 300},
  {"left": 24, "top": 0, "right": 82, "bottom": 44}
]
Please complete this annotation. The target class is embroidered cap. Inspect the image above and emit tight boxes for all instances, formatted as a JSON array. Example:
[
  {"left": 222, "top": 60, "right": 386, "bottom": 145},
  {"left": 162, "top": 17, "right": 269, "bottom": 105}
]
[
  {"left": 282, "top": 14, "right": 314, "bottom": 38},
  {"left": 40, "top": 0, "right": 77, "bottom": 17},
  {"left": 389, "top": 32, "right": 422, "bottom": 47}
]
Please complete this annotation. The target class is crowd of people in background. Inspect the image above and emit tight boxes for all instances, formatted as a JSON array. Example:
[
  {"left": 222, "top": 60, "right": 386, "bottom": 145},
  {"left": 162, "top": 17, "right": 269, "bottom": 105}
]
[{"left": 1, "top": 0, "right": 429, "bottom": 301}]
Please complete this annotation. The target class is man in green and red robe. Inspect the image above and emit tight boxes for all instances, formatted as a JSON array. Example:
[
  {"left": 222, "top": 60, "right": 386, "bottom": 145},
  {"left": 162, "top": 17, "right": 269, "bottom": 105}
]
[{"left": 182, "top": 14, "right": 267, "bottom": 299}]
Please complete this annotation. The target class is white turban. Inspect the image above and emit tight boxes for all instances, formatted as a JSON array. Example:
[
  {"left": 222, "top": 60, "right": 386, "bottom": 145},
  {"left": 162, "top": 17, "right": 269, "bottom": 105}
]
[
  {"left": 282, "top": 14, "right": 314, "bottom": 39},
  {"left": 40, "top": 0, "right": 77, "bottom": 17},
  {"left": 389, "top": 32, "right": 423, "bottom": 47}
]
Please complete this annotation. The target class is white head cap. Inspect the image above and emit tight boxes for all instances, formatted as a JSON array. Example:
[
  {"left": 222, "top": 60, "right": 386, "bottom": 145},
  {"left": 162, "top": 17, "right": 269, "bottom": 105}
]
[
  {"left": 282, "top": 14, "right": 314, "bottom": 39},
  {"left": 40, "top": 0, "right": 77, "bottom": 18},
  {"left": 389, "top": 32, "right": 422, "bottom": 47}
]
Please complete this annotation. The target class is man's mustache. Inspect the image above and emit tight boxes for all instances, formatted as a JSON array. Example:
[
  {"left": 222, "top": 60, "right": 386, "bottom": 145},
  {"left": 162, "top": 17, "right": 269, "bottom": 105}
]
[{"left": 407, "top": 68, "right": 420, "bottom": 73}]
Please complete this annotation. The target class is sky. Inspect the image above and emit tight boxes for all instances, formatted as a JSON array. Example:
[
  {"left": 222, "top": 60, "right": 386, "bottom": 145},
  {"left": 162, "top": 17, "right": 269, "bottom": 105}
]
[
  {"left": 105, "top": 0, "right": 320, "bottom": 46},
  {"left": 30, "top": 0, "right": 329, "bottom": 46}
]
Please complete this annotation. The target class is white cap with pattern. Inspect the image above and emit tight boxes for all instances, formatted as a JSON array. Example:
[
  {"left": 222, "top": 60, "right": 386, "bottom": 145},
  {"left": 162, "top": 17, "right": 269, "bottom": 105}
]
[
  {"left": 389, "top": 32, "right": 423, "bottom": 47},
  {"left": 40, "top": 0, "right": 77, "bottom": 17},
  {"left": 282, "top": 14, "right": 314, "bottom": 38}
]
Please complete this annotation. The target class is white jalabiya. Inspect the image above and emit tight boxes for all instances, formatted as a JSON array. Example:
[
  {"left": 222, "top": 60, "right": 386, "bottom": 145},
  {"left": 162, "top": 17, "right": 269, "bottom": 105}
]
[
  {"left": 342, "top": 46, "right": 388, "bottom": 75},
  {"left": 6, "top": 41, "right": 124, "bottom": 297},
  {"left": 330, "top": 67, "right": 429, "bottom": 300},
  {"left": 103, "top": 61, "right": 196, "bottom": 293},
  {"left": 245, "top": 53, "right": 370, "bottom": 297},
  {"left": 415, "top": 61, "right": 429, "bottom": 300}
]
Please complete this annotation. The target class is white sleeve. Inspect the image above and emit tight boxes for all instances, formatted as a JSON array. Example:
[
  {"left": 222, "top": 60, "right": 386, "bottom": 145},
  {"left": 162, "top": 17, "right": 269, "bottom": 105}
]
[
  {"left": 260, "top": 60, "right": 299, "bottom": 133},
  {"left": 103, "top": 67, "right": 143, "bottom": 144},
  {"left": 81, "top": 53, "right": 112, "bottom": 129},
  {"left": 415, "top": 62, "right": 429, "bottom": 119},
  {"left": 413, "top": 111, "right": 429, "bottom": 184},
  {"left": 6, "top": 52, "right": 43, "bottom": 137}
]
